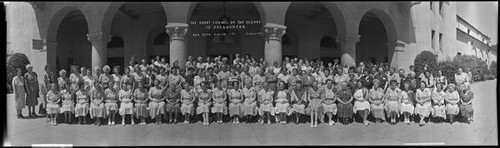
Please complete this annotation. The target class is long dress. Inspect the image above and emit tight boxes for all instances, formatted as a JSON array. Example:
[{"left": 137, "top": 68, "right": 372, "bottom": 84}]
[
  {"left": 89, "top": 87, "right": 106, "bottom": 118},
  {"left": 400, "top": 90, "right": 415, "bottom": 114},
  {"left": 322, "top": 86, "right": 338, "bottom": 115},
  {"left": 24, "top": 72, "right": 39, "bottom": 107},
  {"left": 384, "top": 87, "right": 401, "bottom": 117},
  {"left": 45, "top": 90, "right": 60, "bottom": 114},
  {"left": 460, "top": 90, "right": 474, "bottom": 118},
  {"left": 134, "top": 88, "right": 149, "bottom": 118},
  {"left": 228, "top": 89, "right": 243, "bottom": 116},
  {"left": 180, "top": 89, "right": 195, "bottom": 115},
  {"left": 353, "top": 88, "right": 370, "bottom": 112},
  {"left": 337, "top": 88, "right": 353, "bottom": 119},
  {"left": 257, "top": 89, "right": 275, "bottom": 116},
  {"left": 148, "top": 87, "right": 166, "bottom": 117},
  {"left": 60, "top": 89, "right": 74, "bottom": 113},
  {"left": 415, "top": 88, "right": 432, "bottom": 117},
  {"left": 431, "top": 89, "right": 446, "bottom": 118},
  {"left": 119, "top": 89, "right": 134, "bottom": 115},
  {"left": 289, "top": 88, "right": 307, "bottom": 115},
  {"left": 165, "top": 88, "right": 180, "bottom": 113},
  {"left": 241, "top": 87, "right": 257, "bottom": 116},
  {"left": 274, "top": 90, "right": 290, "bottom": 114},
  {"left": 74, "top": 89, "right": 90, "bottom": 117},
  {"left": 369, "top": 88, "right": 385, "bottom": 120},
  {"left": 306, "top": 87, "right": 323, "bottom": 114},
  {"left": 211, "top": 88, "right": 228, "bottom": 115},
  {"left": 196, "top": 89, "right": 212, "bottom": 114},
  {"left": 445, "top": 90, "right": 460, "bottom": 115},
  {"left": 12, "top": 76, "right": 26, "bottom": 110}
]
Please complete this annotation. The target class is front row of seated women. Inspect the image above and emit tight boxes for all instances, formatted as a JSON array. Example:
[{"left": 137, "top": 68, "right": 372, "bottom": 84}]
[{"left": 44, "top": 78, "right": 474, "bottom": 127}]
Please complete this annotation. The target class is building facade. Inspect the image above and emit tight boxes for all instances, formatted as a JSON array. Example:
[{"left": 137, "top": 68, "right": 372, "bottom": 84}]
[{"left": 6, "top": 2, "right": 496, "bottom": 82}]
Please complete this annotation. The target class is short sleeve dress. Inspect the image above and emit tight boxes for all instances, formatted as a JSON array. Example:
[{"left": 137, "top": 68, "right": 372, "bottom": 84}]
[{"left": 242, "top": 87, "right": 257, "bottom": 116}]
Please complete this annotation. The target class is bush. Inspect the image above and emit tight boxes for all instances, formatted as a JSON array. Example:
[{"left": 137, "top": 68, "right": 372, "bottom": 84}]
[
  {"left": 491, "top": 61, "right": 497, "bottom": 78},
  {"left": 414, "top": 51, "right": 438, "bottom": 76},
  {"left": 452, "top": 54, "right": 489, "bottom": 82},
  {"left": 437, "top": 60, "right": 458, "bottom": 84},
  {"left": 7, "top": 53, "right": 30, "bottom": 89}
]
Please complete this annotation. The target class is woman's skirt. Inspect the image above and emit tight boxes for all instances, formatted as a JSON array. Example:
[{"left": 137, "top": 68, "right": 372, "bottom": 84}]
[
  {"left": 90, "top": 103, "right": 106, "bottom": 118},
  {"left": 385, "top": 101, "right": 400, "bottom": 116},
  {"left": 180, "top": 103, "right": 194, "bottom": 115},
  {"left": 274, "top": 102, "right": 289, "bottom": 114},
  {"left": 432, "top": 105, "right": 446, "bottom": 118},
  {"left": 290, "top": 103, "right": 306, "bottom": 115},
  {"left": 415, "top": 102, "right": 432, "bottom": 117},
  {"left": 229, "top": 103, "right": 242, "bottom": 116},
  {"left": 14, "top": 91, "right": 26, "bottom": 110},
  {"left": 211, "top": 103, "right": 228, "bottom": 115},
  {"left": 196, "top": 102, "right": 211, "bottom": 114},
  {"left": 337, "top": 103, "right": 353, "bottom": 118},
  {"left": 371, "top": 103, "right": 385, "bottom": 120},
  {"left": 26, "top": 91, "right": 38, "bottom": 106},
  {"left": 135, "top": 103, "right": 148, "bottom": 118},
  {"left": 460, "top": 103, "right": 473, "bottom": 118},
  {"left": 258, "top": 103, "right": 274, "bottom": 116},
  {"left": 61, "top": 103, "right": 75, "bottom": 113},
  {"left": 446, "top": 103, "right": 459, "bottom": 115},
  {"left": 322, "top": 103, "right": 337, "bottom": 115},
  {"left": 242, "top": 102, "right": 257, "bottom": 116},
  {"left": 119, "top": 102, "right": 134, "bottom": 115},
  {"left": 149, "top": 101, "right": 166, "bottom": 117},
  {"left": 306, "top": 99, "right": 322, "bottom": 114},
  {"left": 74, "top": 103, "right": 89, "bottom": 117},
  {"left": 46, "top": 103, "right": 60, "bottom": 114},
  {"left": 105, "top": 102, "right": 118, "bottom": 115},
  {"left": 353, "top": 101, "right": 370, "bottom": 112},
  {"left": 166, "top": 102, "right": 180, "bottom": 113},
  {"left": 400, "top": 103, "right": 414, "bottom": 114}
]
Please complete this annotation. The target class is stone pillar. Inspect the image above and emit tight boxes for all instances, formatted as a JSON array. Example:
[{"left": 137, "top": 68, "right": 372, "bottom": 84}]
[
  {"left": 387, "top": 40, "right": 406, "bottom": 69},
  {"left": 87, "top": 32, "right": 110, "bottom": 69},
  {"left": 263, "top": 23, "right": 286, "bottom": 67},
  {"left": 166, "top": 23, "right": 188, "bottom": 68},
  {"left": 340, "top": 34, "right": 360, "bottom": 67}
]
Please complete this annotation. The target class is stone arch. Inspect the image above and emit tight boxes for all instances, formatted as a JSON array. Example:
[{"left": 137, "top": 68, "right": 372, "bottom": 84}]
[
  {"left": 319, "top": 2, "right": 347, "bottom": 43},
  {"left": 187, "top": 2, "right": 267, "bottom": 26},
  {"left": 360, "top": 9, "right": 398, "bottom": 43},
  {"left": 46, "top": 6, "right": 89, "bottom": 42}
]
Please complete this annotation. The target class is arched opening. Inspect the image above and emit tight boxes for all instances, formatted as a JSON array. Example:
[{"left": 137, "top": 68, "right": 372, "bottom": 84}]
[
  {"left": 149, "top": 32, "right": 169, "bottom": 63},
  {"left": 320, "top": 36, "right": 340, "bottom": 66},
  {"left": 108, "top": 2, "right": 167, "bottom": 68},
  {"left": 285, "top": 2, "right": 339, "bottom": 61},
  {"left": 188, "top": 2, "right": 264, "bottom": 59},
  {"left": 55, "top": 10, "right": 91, "bottom": 72},
  {"left": 107, "top": 36, "right": 124, "bottom": 73},
  {"left": 358, "top": 11, "right": 390, "bottom": 64}
]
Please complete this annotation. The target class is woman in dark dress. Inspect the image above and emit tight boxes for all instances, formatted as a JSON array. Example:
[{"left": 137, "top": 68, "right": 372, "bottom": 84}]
[
  {"left": 24, "top": 64, "right": 40, "bottom": 118},
  {"left": 337, "top": 81, "right": 354, "bottom": 124}
]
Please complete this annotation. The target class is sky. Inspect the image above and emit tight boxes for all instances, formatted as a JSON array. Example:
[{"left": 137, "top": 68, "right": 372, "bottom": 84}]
[{"left": 456, "top": 2, "right": 498, "bottom": 45}]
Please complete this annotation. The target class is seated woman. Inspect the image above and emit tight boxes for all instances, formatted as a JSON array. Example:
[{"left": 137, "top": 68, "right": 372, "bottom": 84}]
[
  {"left": 415, "top": 81, "right": 432, "bottom": 126},
  {"left": 400, "top": 81, "right": 415, "bottom": 125},
  {"left": 228, "top": 81, "right": 243, "bottom": 124},
  {"left": 241, "top": 79, "right": 257, "bottom": 123},
  {"left": 165, "top": 83, "right": 181, "bottom": 124},
  {"left": 307, "top": 81, "right": 323, "bottom": 127},
  {"left": 180, "top": 83, "right": 196, "bottom": 124},
  {"left": 45, "top": 84, "right": 60, "bottom": 126},
  {"left": 459, "top": 83, "right": 474, "bottom": 124},
  {"left": 445, "top": 84, "right": 460, "bottom": 124},
  {"left": 337, "top": 81, "right": 353, "bottom": 125},
  {"left": 212, "top": 81, "right": 228, "bottom": 124},
  {"left": 257, "top": 82, "right": 275, "bottom": 124},
  {"left": 196, "top": 82, "right": 212, "bottom": 125},
  {"left": 119, "top": 83, "right": 135, "bottom": 126},
  {"left": 289, "top": 80, "right": 308, "bottom": 124},
  {"left": 322, "top": 79, "right": 338, "bottom": 126},
  {"left": 75, "top": 81, "right": 91, "bottom": 124},
  {"left": 369, "top": 79, "right": 386, "bottom": 123},
  {"left": 148, "top": 79, "right": 166, "bottom": 124},
  {"left": 384, "top": 80, "right": 401, "bottom": 125},
  {"left": 104, "top": 81, "right": 119, "bottom": 125},
  {"left": 59, "top": 81, "right": 74, "bottom": 124},
  {"left": 133, "top": 81, "right": 149, "bottom": 125},
  {"left": 90, "top": 81, "right": 106, "bottom": 126},
  {"left": 275, "top": 81, "right": 290, "bottom": 125},
  {"left": 431, "top": 82, "right": 446, "bottom": 123},
  {"left": 353, "top": 80, "right": 370, "bottom": 126}
]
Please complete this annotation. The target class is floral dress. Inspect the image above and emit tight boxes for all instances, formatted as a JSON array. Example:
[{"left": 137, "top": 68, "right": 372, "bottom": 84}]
[
  {"left": 306, "top": 87, "right": 323, "bottom": 114},
  {"left": 89, "top": 87, "right": 106, "bottom": 118},
  {"left": 384, "top": 87, "right": 401, "bottom": 116},
  {"left": 119, "top": 89, "right": 134, "bottom": 115},
  {"left": 196, "top": 89, "right": 212, "bottom": 114},
  {"left": 148, "top": 87, "right": 166, "bottom": 117},
  {"left": 431, "top": 89, "right": 446, "bottom": 118},
  {"left": 134, "top": 88, "right": 149, "bottom": 118},
  {"left": 415, "top": 88, "right": 432, "bottom": 117},
  {"left": 322, "top": 86, "right": 338, "bottom": 115},
  {"left": 369, "top": 88, "right": 385, "bottom": 120},
  {"left": 60, "top": 89, "right": 74, "bottom": 113},
  {"left": 337, "top": 88, "right": 353, "bottom": 118},
  {"left": 228, "top": 89, "right": 243, "bottom": 116},
  {"left": 274, "top": 90, "right": 289, "bottom": 114},
  {"left": 460, "top": 90, "right": 474, "bottom": 118},
  {"left": 45, "top": 90, "right": 60, "bottom": 114},
  {"left": 180, "top": 89, "right": 195, "bottom": 115},
  {"left": 242, "top": 87, "right": 257, "bottom": 116},
  {"left": 104, "top": 88, "right": 119, "bottom": 115},
  {"left": 24, "top": 72, "right": 39, "bottom": 106},
  {"left": 445, "top": 90, "right": 460, "bottom": 115},
  {"left": 75, "top": 89, "right": 90, "bottom": 117},
  {"left": 165, "top": 88, "right": 180, "bottom": 113},
  {"left": 290, "top": 88, "right": 307, "bottom": 115}
]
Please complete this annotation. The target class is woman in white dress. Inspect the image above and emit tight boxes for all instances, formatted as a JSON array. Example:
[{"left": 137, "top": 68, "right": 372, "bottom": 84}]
[
  {"left": 274, "top": 81, "right": 290, "bottom": 124},
  {"left": 12, "top": 68, "right": 26, "bottom": 119},
  {"left": 119, "top": 83, "right": 135, "bottom": 125},
  {"left": 257, "top": 82, "right": 275, "bottom": 124},
  {"left": 400, "top": 81, "right": 415, "bottom": 124},
  {"left": 89, "top": 81, "right": 106, "bottom": 126},
  {"left": 104, "top": 81, "right": 119, "bottom": 125},
  {"left": 196, "top": 82, "right": 212, "bottom": 125},
  {"left": 353, "top": 80, "right": 370, "bottom": 126},
  {"left": 415, "top": 81, "right": 432, "bottom": 126},
  {"left": 75, "top": 81, "right": 90, "bottom": 124},
  {"left": 45, "top": 84, "right": 60, "bottom": 125},
  {"left": 322, "top": 79, "right": 338, "bottom": 126},
  {"left": 431, "top": 82, "right": 446, "bottom": 123},
  {"left": 289, "top": 80, "right": 308, "bottom": 124},
  {"left": 212, "top": 81, "right": 228, "bottom": 123},
  {"left": 307, "top": 81, "right": 323, "bottom": 127},
  {"left": 228, "top": 81, "right": 243, "bottom": 124},
  {"left": 241, "top": 79, "right": 257, "bottom": 123},
  {"left": 445, "top": 84, "right": 460, "bottom": 124},
  {"left": 180, "top": 83, "right": 195, "bottom": 123}
]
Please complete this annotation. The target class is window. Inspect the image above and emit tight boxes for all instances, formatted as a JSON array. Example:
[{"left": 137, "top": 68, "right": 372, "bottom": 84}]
[
  {"left": 439, "top": 33, "right": 443, "bottom": 51},
  {"left": 431, "top": 30, "right": 435, "bottom": 50},
  {"left": 439, "top": 2, "right": 443, "bottom": 16},
  {"left": 107, "top": 36, "right": 124, "bottom": 48}
]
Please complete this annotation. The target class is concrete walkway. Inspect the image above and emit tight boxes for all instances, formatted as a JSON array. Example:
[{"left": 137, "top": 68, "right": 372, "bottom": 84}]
[{"left": 4, "top": 80, "right": 497, "bottom": 146}]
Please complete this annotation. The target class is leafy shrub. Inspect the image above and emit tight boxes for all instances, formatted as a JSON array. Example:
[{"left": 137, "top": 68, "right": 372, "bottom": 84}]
[
  {"left": 437, "top": 60, "right": 458, "bottom": 84},
  {"left": 452, "top": 54, "right": 489, "bottom": 82},
  {"left": 7, "top": 53, "right": 30, "bottom": 88},
  {"left": 413, "top": 51, "right": 438, "bottom": 76}
]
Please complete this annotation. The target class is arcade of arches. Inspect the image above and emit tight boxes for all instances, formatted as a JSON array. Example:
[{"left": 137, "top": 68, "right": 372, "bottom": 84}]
[{"left": 40, "top": 2, "right": 409, "bottom": 75}]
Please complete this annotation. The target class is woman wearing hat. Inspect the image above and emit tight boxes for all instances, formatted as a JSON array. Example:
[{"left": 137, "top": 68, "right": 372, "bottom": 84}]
[
  {"left": 99, "top": 65, "right": 113, "bottom": 90},
  {"left": 459, "top": 83, "right": 474, "bottom": 124},
  {"left": 24, "top": 64, "right": 40, "bottom": 118},
  {"left": 444, "top": 83, "right": 460, "bottom": 124},
  {"left": 369, "top": 79, "right": 385, "bottom": 123},
  {"left": 415, "top": 81, "right": 432, "bottom": 126}
]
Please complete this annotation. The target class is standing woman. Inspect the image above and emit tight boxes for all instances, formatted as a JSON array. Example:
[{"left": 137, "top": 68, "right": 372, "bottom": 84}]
[
  {"left": 241, "top": 79, "right": 257, "bottom": 123},
  {"left": 274, "top": 81, "right": 290, "bottom": 124},
  {"left": 435, "top": 70, "right": 448, "bottom": 88},
  {"left": 148, "top": 79, "right": 166, "bottom": 124},
  {"left": 104, "top": 81, "right": 119, "bottom": 125},
  {"left": 228, "top": 81, "right": 243, "bottom": 124},
  {"left": 45, "top": 84, "right": 60, "bottom": 125},
  {"left": 111, "top": 66, "right": 122, "bottom": 90},
  {"left": 119, "top": 83, "right": 135, "bottom": 125},
  {"left": 212, "top": 81, "right": 228, "bottom": 124},
  {"left": 69, "top": 65, "right": 83, "bottom": 94},
  {"left": 369, "top": 79, "right": 386, "bottom": 123},
  {"left": 196, "top": 82, "right": 212, "bottom": 125},
  {"left": 384, "top": 80, "right": 401, "bottom": 125},
  {"left": 444, "top": 84, "right": 460, "bottom": 124},
  {"left": 307, "top": 81, "right": 323, "bottom": 127},
  {"left": 180, "top": 83, "right": 196, "bottom": 123},
  {"left": 42, "top": 65, "right": 56, "bottom": 120},
  {"left": 99, "top": 65, "right": 113, "bottom": 90},
  {"left": 460, "top": 84, "right": 474, "bottom": 124},
  {"left": 289, "top": 80, "right": 307, "bottom": 124},
  {"left": 132, "top": 65, "right": 145, "bottom": 92},
  {"left": 353, "top": 81, "right": 370, "bottom": 126},
  {"left": 12, "top": 68, "right": 27, "bottom": 119},
  {"left": 337, "top": 81, "right": 354, "bottom": 125},
  {"left": 431, "top": 82, "right": 446, "bottom": 123},
  {"left": 400, "top": 81, "right": 415, "bottom": 124},
  {"left": 75, "top": 81, "right": 91, "bottom": 124},
  {"left": 322, "top": 79, "right": 338, "bottom": 126},
  {"left": 415, "top": 81, "right": 432, "bottom": 126},
  {"left": 120, "top": 67, "right": 134, "bottom": 90},
  {"left": 89, "top": 81, "right": 106, "bottom": 126},
  {"left": 257, "top": 82, "right": 275, "bottom": 124},
  {"left": 133, "top": 81, "right": 149, "bottom": 125},
  {"left": 24, "top": 64, "right": 40, "bottom": 118},
  {"left": 266, "top": 68, "right": 278, "bottom": 91},
  {"left": 166, "top": 84, "right": 181, "bottom": 124}
]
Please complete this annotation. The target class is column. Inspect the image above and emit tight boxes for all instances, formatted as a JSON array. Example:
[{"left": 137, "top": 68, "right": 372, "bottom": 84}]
[
  {"left": 340, "top": 33, "right": 360, "bottom": 67},
  {"left": 166, "top": 23, "right": 188, "bottom": 68},
  {"left": 87, "top": 32, "right": 110, "bottom": 69},
  {"left": 387, "top": 40, "right": 406, "bottom": 69},
  {"left": 263, "top": 23, "right": 286, "bottom": 67}
]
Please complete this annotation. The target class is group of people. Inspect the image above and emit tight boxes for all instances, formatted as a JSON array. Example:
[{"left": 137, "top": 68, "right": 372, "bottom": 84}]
[{"left": 11, "top": 54, "right": 476, "bottom": 127}]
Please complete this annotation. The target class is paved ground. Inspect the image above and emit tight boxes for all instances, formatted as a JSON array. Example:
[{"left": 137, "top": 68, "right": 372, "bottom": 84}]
[{"left": 3, "top": 80, "right": 497, "bottom": 146}]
